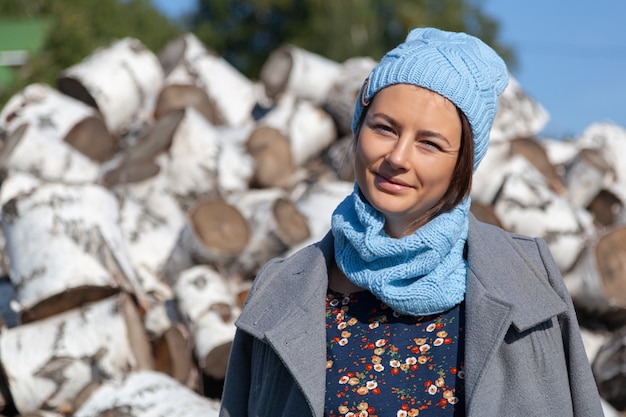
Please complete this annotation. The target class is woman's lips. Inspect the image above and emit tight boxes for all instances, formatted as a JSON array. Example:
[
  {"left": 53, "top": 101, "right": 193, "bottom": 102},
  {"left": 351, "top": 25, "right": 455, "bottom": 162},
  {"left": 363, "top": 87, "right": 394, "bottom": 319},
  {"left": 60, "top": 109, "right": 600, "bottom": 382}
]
[{"left": 374, "top": 172, "right": 413, "bottom": 192}]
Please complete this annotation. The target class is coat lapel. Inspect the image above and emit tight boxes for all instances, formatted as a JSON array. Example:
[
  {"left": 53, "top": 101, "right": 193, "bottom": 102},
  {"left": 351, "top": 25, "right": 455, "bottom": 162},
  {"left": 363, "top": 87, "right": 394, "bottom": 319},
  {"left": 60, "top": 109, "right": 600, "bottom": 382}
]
[
  {"left": 464, "top": 215, "right": 567, "bottom": 403},
  {"left": 235, "top": 233, "right": 334, "bottom": 417}
]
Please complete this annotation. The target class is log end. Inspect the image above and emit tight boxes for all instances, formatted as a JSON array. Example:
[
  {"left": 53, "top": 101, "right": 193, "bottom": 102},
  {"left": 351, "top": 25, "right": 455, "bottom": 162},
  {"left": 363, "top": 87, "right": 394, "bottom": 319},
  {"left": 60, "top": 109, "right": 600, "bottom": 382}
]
[
  {"left": 57, "top": 76, "right": 99, "bottom": 111},
  {"left": 65, "top": 116, "right": 116, "bottom": 162},
  {"left": 273, "top": 198, "right": 311, "bottom": 246},
  {"left": 21, "top": 286, "right": 119, "bottom": 324},
  {"left": 155, "top": 84, "right": 223, "bottom": 126},
  {"left": 190, "top": 199, "right": 250, "bottom": 257},
  {"left": 246, "top": 126, "right": 294, "bottom": 188}
]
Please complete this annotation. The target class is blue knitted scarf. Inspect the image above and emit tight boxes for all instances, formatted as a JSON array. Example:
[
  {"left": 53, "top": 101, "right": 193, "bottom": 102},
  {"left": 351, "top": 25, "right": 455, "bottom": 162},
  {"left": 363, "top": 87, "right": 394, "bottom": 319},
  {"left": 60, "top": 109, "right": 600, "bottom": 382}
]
[{"left": 331, "top": 185, "right": 469, "bottom": 316}]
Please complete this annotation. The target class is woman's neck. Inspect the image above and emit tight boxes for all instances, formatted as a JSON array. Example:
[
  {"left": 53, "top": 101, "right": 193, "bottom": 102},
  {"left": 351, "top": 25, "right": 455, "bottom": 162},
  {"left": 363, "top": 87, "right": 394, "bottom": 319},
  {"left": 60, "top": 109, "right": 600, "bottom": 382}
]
[{"left": 328, "top": 261, "right": 365, "bottom": 294}]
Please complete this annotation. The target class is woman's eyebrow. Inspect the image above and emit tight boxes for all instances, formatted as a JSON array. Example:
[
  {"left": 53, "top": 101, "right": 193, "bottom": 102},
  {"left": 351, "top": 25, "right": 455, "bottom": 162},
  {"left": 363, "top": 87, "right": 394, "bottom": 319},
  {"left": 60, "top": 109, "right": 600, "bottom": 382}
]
[{"left": 369, "top": 112, "right": 453, "bottom": 146}]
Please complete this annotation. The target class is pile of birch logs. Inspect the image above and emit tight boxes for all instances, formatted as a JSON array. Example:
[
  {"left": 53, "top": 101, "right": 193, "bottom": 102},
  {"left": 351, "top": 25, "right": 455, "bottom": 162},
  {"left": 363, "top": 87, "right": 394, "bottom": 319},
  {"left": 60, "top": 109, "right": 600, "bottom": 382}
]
[{"left": 0, "top": 32, "right": 624, "bottom": 416}]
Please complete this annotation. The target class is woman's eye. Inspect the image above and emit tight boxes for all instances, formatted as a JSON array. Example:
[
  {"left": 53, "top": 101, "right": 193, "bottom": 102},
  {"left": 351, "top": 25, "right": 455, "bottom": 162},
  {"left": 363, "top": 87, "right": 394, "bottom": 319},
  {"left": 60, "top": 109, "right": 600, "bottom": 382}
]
[
  {"left": 421, "top": 140, "right": 442, "bottom": 151},
  {"left": 375, "top": 124, "right": 394, "bottom": 133}
]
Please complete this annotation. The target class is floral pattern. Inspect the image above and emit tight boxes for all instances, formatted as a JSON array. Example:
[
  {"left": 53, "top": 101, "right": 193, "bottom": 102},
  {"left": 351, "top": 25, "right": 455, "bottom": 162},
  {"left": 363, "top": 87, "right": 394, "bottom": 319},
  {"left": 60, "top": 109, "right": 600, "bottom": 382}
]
[{"left": 325, "top": 289, "right": 465, "bottom": 417}]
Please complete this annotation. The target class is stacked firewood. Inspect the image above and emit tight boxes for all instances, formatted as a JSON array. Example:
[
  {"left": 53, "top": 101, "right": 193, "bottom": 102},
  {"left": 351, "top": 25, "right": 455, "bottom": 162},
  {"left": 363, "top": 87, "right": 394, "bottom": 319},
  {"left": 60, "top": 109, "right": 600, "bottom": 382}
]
[{"left": 0, "top": 32, "right": 624, "bottom": 416}]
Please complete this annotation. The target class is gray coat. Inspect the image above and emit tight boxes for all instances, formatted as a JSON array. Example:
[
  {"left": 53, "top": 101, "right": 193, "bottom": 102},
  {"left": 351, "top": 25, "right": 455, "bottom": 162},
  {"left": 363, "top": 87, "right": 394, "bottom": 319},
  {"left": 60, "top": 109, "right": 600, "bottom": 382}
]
[{"left": 219, "top": 215, "right": 603, "bottom": 416}]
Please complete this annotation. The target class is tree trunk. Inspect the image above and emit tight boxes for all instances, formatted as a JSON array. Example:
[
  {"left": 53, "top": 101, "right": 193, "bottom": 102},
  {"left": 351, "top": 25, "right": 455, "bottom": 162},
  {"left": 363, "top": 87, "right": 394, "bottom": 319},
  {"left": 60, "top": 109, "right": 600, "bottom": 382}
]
[
  {"left": 0, "top": 293, "right": 153, "bottom": 414},
  {"left": 260, "top": 44, "right": 342, "bottom": 104},
  {"left": 74, "top": 370, "right": 220, "bottom": 417},
  {"left": 58, "top": 37, "right": 164, "bottom": 136},
  {"left": 1, "top": 183, "right": 140, "bottom": 322},
  {"left": 173, "top": 265, "right": 239, "bottom": 380},
  {"left": 0, "top": 83, "right": 114, "bottom": 163}
]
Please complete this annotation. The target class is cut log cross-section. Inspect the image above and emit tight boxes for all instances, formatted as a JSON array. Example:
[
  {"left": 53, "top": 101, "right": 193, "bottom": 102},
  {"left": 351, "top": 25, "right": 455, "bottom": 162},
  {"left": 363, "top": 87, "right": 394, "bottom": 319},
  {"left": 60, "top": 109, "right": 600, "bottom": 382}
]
[
  {"left": 229, "top": 188, "right": 310, "bottom": 279},
  {"left": 595, "top": 226, "right": 626, "bottom": 309},
  {"left": 163, "top": 199, "right": 250, "bottom": 283}
]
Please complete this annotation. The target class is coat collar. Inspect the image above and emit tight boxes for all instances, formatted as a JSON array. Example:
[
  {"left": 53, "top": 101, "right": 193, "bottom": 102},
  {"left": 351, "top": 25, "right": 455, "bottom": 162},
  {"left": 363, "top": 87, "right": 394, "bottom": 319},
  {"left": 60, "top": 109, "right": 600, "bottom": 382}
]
[{"left": 236, "top": 216, "right": 567, "bottom": 415}]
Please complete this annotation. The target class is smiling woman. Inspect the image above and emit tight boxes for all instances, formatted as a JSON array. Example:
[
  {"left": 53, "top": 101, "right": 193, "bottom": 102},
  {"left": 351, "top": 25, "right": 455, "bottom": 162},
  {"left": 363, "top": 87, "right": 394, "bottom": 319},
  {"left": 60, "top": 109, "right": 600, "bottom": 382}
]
[
  {"left": 355, "top": 85, "right": 462, "bottom": 237},
  {"left": 219, "top": 27, "right": 603, "bottom": 417}
]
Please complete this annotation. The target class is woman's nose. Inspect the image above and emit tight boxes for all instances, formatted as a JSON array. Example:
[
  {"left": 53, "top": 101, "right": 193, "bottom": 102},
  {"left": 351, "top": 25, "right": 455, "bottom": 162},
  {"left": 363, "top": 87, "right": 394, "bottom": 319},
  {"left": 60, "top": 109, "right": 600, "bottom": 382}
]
[{"left": 385, "top": 136, "right": 412, "bottom": 169}]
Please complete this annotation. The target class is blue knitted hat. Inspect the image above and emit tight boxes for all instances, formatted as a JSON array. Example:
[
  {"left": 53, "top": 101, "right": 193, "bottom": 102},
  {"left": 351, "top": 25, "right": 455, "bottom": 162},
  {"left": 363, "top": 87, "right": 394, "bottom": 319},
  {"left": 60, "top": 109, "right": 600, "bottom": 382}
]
[{"left": 352, "top": 27, "right": 509, "bottom": 171}]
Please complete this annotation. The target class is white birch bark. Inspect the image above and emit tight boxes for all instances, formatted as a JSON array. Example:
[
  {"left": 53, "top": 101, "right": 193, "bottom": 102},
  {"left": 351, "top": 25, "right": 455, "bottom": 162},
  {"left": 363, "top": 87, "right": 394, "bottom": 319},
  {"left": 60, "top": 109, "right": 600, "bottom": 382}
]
[
  {"left": 0, "top": 293, "right": 153, "bottom": 414},
  {"left": 74, "top": 370, "right": 220, "bottom": 417},
  {"left": 290, "top": 180, "right": 353, "bottom": 253},
  {"left": 490, "top": 75, "right": 550, "bottom": 142},
  {"left": 0, "top": 123, "right": 100, "bottom": 184},
  {"left": 0, "top": 83, "right": 113, "bottom": 161},
  {"left": 174, "top": 265, "right": 239, "bottom": 379},
  {"left": 159, "top": 33, "right": 257, "bottom": 127},
  {"left": 58, "top": 37, "right": 164, "bottom": 135},
  {"left": 260, "top": 44, "right": 342, "bottom": 104},
  {"left": 1, "top": 183, "right": 139, "bottom": 320},
  {"left": 493, "top": 157, "right": 596, "bottom": 273},
  {"left": 257, "top": 92, "right": 337, "bottom": 167}
]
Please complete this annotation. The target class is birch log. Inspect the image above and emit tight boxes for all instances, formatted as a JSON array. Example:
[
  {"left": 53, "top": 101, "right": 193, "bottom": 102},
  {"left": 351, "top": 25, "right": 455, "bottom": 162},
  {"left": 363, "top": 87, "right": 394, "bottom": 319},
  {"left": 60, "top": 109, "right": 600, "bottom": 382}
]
[
  {"left": 594, "top": 226, "right": 626, "bottom": 310},
  {"left": 592, "top": 325, "right": 626, "bottom": 412},
  {"left": 0, "top": 183, "right": 140, "bottom": 322},
  {"left": 290, "top": 180, "right": 353, "bottom": 253},
  {"left": 0, "top": 123, "right": 100, "bottom": 184},
  {"left": 163, "top": 199, "right": 250, "bottom": 283},
  {"left": 154, "top": 83, "right": 220, "bottom": 125},
  {"left": 58, "top": 37, "right": 164, "bottom": 136},
  {"left": 323, "top": 57, "right": 377, "bottom": 135},
  {"left": 493, "top": 157, "right": 596, "bottom": 273},
  {"left": 0, "top": 293, "right": 153, "bottom": 414},
  {"left": 260, "top": 44, "right": 342, "bottom": 104},
  {"left": 158, "top": 33, "right": 257, "bottom": 127},
  {"left": 228, "top": 188, "right": 310, "bottom": 279},
  {"left": 490, "top": 75, "right": 549, "bottom": 143},
  {"left": 174, "top": 265, "right": 239, "bottom": 380},
  {"left": 246, "top": 125, "right": 295, "bottom": 189},
  {"left": 510, "top": 137, "right": 566, "bottom": 195},
  {"left": 0, "top": 83, "right": 114, "bottom": 163},
  {"left": 565, "top": 148, "right": 615, "bottom": 209},
  {"left": 257, "top": 92, "right": 337, "bottom": 169},
  {"left": 74, "top": 370, "right": 220, "bottom": 417}
]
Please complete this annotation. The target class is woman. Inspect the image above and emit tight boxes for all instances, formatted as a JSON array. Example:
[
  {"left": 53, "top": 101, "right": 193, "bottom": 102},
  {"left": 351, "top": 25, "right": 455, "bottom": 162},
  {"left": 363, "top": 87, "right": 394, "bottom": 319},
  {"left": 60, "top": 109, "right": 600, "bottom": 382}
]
[{"left": 219, "top": 28, "right": 603, "bottom": 416}]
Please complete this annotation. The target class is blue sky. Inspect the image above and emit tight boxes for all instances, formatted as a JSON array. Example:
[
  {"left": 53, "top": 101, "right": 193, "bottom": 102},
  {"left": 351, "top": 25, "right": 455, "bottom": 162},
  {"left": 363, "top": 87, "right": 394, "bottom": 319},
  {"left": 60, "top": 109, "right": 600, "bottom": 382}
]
[{"left": 152, "top": 0, "right": 626, "bottom": 139}]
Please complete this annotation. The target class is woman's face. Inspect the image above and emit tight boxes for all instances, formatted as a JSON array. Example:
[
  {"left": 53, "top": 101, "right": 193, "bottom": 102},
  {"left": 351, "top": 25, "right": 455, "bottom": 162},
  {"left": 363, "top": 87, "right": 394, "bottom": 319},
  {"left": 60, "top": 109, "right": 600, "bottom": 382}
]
[{"left": 355, "top": 84, "right": 462, "bottom": 238}]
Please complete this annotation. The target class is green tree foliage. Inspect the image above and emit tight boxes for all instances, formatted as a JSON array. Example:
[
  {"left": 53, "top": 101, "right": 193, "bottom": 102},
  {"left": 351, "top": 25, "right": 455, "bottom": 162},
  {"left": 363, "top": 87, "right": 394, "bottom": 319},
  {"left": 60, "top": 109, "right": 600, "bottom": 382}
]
[
  {"left": 191, "top": 0, "right": 516, "bottom": 79},
  {"left": 0, "top": 0, "right": 182, "bottom": 105}
]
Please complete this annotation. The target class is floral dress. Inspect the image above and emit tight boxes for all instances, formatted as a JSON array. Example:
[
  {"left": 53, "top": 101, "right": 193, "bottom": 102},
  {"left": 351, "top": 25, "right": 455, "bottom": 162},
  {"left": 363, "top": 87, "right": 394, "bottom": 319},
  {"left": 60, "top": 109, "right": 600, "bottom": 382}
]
[{"left": 325, "top": 289, "right": 465, "bottom": 417}]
